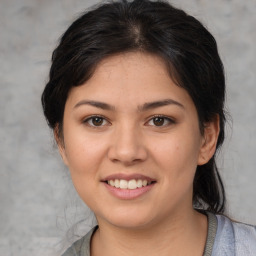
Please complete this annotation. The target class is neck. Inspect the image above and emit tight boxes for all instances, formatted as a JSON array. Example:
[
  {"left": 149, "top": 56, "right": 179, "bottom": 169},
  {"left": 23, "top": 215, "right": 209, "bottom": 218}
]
[{"left": 91, "top": 209, "right": 207, "bottom": 256}]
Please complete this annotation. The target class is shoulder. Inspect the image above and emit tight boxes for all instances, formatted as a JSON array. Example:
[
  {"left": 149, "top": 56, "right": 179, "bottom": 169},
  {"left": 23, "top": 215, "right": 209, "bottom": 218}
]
[
  {"left": 61, "top": 226, "right": 97, "bottom": 256},
  {"left": 212, "top": 214, "right": 256, "bottom": 256}
]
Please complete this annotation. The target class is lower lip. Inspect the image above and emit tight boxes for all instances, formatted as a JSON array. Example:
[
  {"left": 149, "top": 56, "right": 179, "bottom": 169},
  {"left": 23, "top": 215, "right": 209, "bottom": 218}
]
[{"left": 103, "top": 182, "right": 155, "bottom": 200}]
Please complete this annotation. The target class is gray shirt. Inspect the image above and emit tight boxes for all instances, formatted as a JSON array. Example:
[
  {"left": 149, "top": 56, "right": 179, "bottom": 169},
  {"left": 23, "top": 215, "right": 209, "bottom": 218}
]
[
  {"left": 62, "top": 212, "right": 256, "bottom": 256},
  {"left": 212, "top": 214, "right": 256, "bottom": 255}
]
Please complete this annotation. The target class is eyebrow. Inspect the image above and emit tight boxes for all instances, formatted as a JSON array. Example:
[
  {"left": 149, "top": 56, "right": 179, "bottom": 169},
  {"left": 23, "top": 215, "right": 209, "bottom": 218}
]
[
  {"left": 74, "top": 100, "right": 115, "bottom": 110},
  {"left": 138, "top": 99, "right": 184, "bottom": 111},
  {"left": 73, "top": 99, "right": 184, "bottom": 111}
]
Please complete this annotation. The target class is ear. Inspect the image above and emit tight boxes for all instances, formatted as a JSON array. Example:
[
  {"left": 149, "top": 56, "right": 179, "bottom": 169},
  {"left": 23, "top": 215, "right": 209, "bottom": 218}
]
[
  {"left": 197, "top": 115, "right": 220, "bottom": 166},
  {"left": 54, "top": 125, "right": 69, "bottom": 166}
]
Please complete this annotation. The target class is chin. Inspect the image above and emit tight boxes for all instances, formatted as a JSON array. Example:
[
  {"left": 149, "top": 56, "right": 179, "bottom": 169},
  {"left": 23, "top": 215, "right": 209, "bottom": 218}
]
[{"left": 97, "top": 207, "right": 159, "bottom": 230}]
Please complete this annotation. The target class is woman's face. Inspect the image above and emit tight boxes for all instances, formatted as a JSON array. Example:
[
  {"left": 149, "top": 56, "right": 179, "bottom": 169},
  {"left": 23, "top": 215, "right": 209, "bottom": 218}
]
[{"left": 59, "top": 52, "right": 217, "bottom": 229}]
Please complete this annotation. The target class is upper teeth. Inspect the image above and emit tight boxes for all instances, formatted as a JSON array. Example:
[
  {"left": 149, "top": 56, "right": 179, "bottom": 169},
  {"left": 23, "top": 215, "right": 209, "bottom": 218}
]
[{"left": 107, "top": 179, "right": 151, "bottom": 189}]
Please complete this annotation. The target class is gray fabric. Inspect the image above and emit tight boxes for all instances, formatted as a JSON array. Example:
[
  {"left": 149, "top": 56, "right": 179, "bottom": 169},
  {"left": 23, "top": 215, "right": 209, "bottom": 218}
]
[
  {"left": 204, "top": 212, "right": 218, "bottom": 256},
  {"left": 62, "top": 227, "right": 96, "bottom": 256},
  {"left": 62, "top": 213, "right": 256, "bottom": 256},
  {"left": 212, "top": 214, "right": 256, "bottom": 256}
]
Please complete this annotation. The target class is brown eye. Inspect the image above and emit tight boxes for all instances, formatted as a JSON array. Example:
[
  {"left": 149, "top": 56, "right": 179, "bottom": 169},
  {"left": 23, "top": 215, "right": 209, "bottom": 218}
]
[
  {"left": 153, "top": 117, "right": 165, "bottom": 126},
  {"left": 91, "top": 117, "right": 104, "bottom": 126},
  {"left": 147, "top": 116, "right": 174, "bottom": 127},
  {"left": 84, "top": 116, "right": 109, "bottom": 127}
]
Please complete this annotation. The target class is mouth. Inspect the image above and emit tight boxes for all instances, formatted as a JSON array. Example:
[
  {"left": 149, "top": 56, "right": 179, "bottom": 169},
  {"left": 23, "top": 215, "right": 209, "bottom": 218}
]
[
  {"left": 105, "top": 179, "right": 156, "bottom": 190},
  {"left": 102, "top": 174, "right": 156, "bottom": 199}
]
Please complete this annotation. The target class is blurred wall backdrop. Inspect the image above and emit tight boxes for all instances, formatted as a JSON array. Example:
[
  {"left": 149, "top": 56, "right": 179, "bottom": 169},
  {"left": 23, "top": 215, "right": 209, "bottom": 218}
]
[{"left": 0, "top": 0, "right": 255, "bottom": 255}]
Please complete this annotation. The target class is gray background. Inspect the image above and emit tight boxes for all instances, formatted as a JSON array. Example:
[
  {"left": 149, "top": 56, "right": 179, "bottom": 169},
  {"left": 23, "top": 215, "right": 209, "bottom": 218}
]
[{"left": 0, "top": 0, "right": 255, "bottom": 255}]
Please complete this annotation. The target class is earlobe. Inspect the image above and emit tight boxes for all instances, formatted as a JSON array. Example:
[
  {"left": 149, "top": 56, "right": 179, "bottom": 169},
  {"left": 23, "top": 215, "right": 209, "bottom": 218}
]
[
  {"left": 198, "top": 115, "right": 220, "bottom": 165},
  {"left": 54, "top": 125, "right": 69, "bottom": 166}
]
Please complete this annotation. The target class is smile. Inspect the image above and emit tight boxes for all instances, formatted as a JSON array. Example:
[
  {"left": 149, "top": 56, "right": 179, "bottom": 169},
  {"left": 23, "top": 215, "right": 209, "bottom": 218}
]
[
  {"left": 107, "top": 179, "right": 154, "bottom": 190},
  {"left": 102, "top": 174, "right": 156, "bottom": 199}
]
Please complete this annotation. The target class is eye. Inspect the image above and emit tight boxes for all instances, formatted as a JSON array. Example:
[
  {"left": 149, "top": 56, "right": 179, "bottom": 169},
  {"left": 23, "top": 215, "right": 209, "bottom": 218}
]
[
  {"left": 83, "top": 116, "right": 110, "bottom": 127},
  {"left": 147, "top": 115, "right": 174, "bottom": 127}
]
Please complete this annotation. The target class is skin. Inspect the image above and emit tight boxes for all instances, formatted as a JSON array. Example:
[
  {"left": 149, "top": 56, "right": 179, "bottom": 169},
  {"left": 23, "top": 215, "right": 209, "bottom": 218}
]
[{"left": 57, "top": 52, "right": 219, "bottom": 256}]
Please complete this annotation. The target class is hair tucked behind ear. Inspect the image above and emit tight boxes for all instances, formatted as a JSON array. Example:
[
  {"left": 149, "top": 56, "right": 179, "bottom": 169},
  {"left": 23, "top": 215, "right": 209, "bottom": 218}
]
[{"left": 42, "top": 0, "right": 226, "bottom": 214}]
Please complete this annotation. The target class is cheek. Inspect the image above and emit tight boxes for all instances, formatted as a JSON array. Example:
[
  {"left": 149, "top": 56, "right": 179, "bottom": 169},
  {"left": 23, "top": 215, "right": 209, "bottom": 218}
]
[
  {"left": 150, "top": 131, "right": 202, "bottom": 179},
  {"left": 153, "top": 135, "right": 200, "bottom": 163},
  {"left": 63, "top": 136, "right": 106, "bottom": 204},
  {"left": 64, "top": 132, "right": 107, "bottom": 177}
]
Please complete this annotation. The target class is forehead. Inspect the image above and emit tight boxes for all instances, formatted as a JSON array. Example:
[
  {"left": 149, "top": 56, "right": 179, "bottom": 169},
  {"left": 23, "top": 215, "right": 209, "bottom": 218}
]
[
  {"left": 66, "top": 52, "right": 193, "bottom": 110},
  {"left": 95, "top": 52, "right": 167, "bottom": 75}
]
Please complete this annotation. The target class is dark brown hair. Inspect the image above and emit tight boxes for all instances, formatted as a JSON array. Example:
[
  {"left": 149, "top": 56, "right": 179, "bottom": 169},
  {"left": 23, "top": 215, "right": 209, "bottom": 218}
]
[{"left": 42, "top": 0, "right": 226, "bottom": 213}]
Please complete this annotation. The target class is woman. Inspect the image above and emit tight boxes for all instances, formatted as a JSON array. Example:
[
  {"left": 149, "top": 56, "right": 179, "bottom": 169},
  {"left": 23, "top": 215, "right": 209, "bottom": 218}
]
[{"left": 41, "top": 0, "right": 256, "bottom": 255}]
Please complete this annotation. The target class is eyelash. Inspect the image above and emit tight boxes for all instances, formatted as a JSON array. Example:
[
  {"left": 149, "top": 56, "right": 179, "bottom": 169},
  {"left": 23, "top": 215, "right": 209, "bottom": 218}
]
[
  {"left": 146, "top": 115, "right": 175, "bottom": 127},
  {"left": 82, "top": 115, "right": 110, "bottom": 127},
  {"left": 82, "top": 115, "right": 175, "bottom": 128}
]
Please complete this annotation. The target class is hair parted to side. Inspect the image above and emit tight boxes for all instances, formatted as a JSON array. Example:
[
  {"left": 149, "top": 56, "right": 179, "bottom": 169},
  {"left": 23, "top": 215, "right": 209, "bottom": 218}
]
[{"left": 42, "top": 0, "right": 226, "bottom": 213}]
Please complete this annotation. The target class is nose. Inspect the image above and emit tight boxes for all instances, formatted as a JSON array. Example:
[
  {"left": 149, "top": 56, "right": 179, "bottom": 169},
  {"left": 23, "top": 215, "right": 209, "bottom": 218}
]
[{"left": 107, "top": 124, "right": 148, "bottom": 165}]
